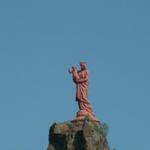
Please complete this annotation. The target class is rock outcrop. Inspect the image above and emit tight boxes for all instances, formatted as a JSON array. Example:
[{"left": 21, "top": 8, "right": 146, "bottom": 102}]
[{"left": 47, "top": 118, "right": 110, "bottom": 150}]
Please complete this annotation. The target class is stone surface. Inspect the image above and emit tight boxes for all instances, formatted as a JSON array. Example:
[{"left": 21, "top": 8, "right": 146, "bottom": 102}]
[{"left": 47, "top": 118, "right": 110, "bottom": 150}]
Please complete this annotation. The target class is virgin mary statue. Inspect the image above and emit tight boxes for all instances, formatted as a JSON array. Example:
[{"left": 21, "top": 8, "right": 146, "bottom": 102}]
[{"left": 69, "top": 62, "right": 99, "bottom": 122}]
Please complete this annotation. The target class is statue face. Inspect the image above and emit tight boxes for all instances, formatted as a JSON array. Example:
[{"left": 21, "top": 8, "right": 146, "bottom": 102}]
[{"left": 80, "top": 63, "right": 86, "bottom": 70}]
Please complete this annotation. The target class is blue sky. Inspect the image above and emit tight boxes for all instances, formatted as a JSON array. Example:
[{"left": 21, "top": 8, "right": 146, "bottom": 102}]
[{"left": 0, "top": 0, "right": 150, "bottom": 150}]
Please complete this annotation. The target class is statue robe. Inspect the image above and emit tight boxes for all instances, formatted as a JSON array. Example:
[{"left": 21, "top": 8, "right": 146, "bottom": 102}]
[{"left": 74, "top": 69, "right": 94, "bottom": 115}]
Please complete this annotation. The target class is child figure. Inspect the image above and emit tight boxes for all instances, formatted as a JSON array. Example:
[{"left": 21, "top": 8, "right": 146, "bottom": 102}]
[{"left": 69, "top": 66, "right": 80, "bottom": 82}]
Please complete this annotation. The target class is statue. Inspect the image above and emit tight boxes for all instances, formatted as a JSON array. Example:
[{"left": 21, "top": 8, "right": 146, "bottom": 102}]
[{"left": 69, "top": 62, "right": 99, "bottom": 123}]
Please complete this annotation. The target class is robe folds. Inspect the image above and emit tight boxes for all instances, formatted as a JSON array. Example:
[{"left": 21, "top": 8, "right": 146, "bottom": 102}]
[{"left": 74, "top": 70, "right": 94, "bottom": 115}]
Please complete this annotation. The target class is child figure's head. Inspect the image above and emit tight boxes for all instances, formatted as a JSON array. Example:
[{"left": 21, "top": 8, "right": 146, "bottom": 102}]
[
  {"left": 72, "top": 66, "right": 76, "bottom": 70},
  {"left": 69, "top": 66, "right": 77, "bottom": 74}
]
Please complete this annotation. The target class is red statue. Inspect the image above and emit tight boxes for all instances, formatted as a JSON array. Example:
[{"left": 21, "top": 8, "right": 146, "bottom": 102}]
[{"left": 69, "top": 62, "right": 99, "bottom": 123}]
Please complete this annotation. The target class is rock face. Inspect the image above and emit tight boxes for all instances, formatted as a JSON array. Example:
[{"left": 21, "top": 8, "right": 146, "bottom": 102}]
[{"left": 47, "top": 118, "right": 110, "bottom": 150}]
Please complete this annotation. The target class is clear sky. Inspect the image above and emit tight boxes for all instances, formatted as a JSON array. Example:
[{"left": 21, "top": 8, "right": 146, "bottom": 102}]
[{"left": 0, "top": 0, "right": 150, "bottom": 150}]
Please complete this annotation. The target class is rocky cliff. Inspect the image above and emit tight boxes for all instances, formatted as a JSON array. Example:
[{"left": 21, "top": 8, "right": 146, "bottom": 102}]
[{"left": 47, "top": 118, "right": 110, "bottom": 150}]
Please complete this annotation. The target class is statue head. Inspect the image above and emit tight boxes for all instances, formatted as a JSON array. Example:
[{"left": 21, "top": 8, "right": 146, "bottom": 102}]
[{"left": 80, "top": 61, "right": 87, "bottom": 70}]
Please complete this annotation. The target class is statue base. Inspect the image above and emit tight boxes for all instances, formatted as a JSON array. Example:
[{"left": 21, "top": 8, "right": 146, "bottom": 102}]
[{"left": 71, "top": 110, "right": 100, "bottom": 125}]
